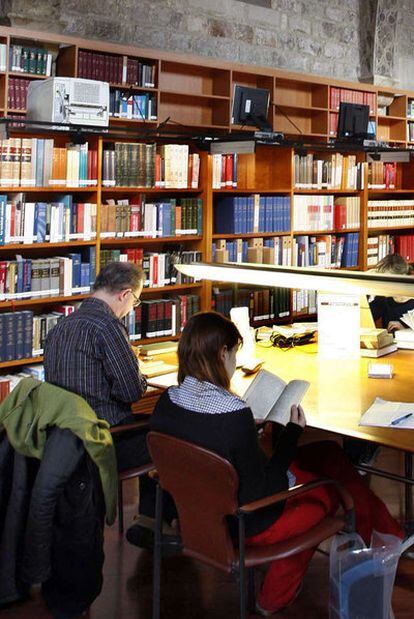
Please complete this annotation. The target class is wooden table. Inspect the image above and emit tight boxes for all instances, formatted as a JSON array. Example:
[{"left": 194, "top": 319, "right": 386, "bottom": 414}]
[
  {"left": 232, "top": 343, "right": 414, "bottom": 521},
  {"left": 134, "top": 344, "right": 414, "bottom": 518}
]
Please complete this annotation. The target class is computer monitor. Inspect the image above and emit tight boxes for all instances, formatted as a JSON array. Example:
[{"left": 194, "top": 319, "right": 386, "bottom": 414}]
[
  {"left": 231, "top": 84, "right": 271, "bottom": 131},
  {"left": 337, "top": 102, "right": 370, "bottom": 141}
]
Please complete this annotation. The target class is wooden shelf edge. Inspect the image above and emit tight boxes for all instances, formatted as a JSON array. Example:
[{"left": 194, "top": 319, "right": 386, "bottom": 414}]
[{"left": 101, "top": 235, "right": 202, "bottom": 245}]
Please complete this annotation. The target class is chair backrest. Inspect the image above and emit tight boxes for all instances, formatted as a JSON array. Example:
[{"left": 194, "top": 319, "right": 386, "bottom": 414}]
[{"left": 147, "top": 431, "right": 240, "bottom": 572}]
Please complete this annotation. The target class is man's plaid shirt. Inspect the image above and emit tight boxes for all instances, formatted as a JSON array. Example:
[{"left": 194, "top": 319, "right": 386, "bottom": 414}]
[{"left": 44, "top": 297, "right": 147, "bottom": 425}]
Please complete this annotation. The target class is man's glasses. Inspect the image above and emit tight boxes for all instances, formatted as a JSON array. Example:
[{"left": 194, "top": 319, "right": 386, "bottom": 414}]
[{"left": 129, "top": 290, "right": 141, "bottom": 308}]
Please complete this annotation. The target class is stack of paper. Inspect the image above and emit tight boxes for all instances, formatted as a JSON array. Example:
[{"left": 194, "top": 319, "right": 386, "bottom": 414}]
[
  {"left": 401, "top": 309, "right": 414, "bottom": 330},
  {"left": 360, "top": 397, "right": 414, "bottom": 428}
]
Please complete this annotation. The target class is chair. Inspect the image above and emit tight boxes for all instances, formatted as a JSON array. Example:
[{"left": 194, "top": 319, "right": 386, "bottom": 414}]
[
  {"left": 147, "top": 432, "right": 355, "bottom": 619},
  {"left": 110, "top": 420, "right": 154, "bottom": 534}
]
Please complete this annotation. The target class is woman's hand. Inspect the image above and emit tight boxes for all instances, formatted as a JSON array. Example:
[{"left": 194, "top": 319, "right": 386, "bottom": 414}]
[
  {"left": 290, "top": 404, "right": 306, "bottom": 428},
  {"left": 387, "top": 320, "right": 403, "bottom": 333}
]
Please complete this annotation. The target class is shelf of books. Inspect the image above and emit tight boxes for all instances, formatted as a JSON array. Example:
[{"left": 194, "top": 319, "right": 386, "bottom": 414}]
[{"left": 2, "top": 24, "right": 414, "bottom": 395}]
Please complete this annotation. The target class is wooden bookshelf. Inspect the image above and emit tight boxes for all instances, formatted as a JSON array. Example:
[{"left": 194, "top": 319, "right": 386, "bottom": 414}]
[{"left": 0, "top": 24, "right": 413, "bottom": 375}]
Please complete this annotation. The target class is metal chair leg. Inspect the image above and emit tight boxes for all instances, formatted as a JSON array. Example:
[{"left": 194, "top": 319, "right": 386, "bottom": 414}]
[
  {"left": 118, "top": 480, "right": 124, "bottom": 535},
  {"left": 238, "top": 513, "right": 246, "bottom": 619},
  {"left": 152, "top": 483, "right": 163, "bottom": 619}
]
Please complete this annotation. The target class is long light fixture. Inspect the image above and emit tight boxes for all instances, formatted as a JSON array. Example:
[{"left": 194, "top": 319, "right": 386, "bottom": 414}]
[{"left": 176, "top": 261, "right": 414, "bottom": 297}]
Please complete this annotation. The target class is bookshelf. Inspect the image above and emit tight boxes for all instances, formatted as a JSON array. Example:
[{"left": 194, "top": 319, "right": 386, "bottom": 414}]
[{"left": 0, "top": 25, "right": 414, "bottom": 384}]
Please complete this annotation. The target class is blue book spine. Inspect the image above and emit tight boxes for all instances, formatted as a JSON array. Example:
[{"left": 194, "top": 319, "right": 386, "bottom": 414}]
[
  {"left": 163, "top": 202, "right": 171, "bottom": 237},
  {"left": 285, "top": 197, "right": 291, "bottom": 231},
  {"left": 212, "top": 242, "right": 216, "bottom": 261},
  {"left": 214, "top": 197, "right": 235, "bottom": 234},
  {"left": 4, "top": 313, "right": 15, "bottom": 361},
  {"left": 16, "top": 259, "right": 24, "bottom": 294},
  {"left": 15, "top": 311, "right": 24, "bottom": 360},
  {"left": 36, "top": 202, "right": 47, "bottom": 242},
  {"left": 23, "top": 259, "right": 32, "bottom": 294},
  {"left": 258, "top": 196, "right": 265, "bottom": 233},
  {"left": 22, "top": 310, "right": 33, "bottom": 358},
  {"left": 247, "top": 196, "right": 254, "bottom": 233},
  {"left": 81, "top": 263, "right": 90, "bottom": 288},
  {"left": 35, "top": 139, "right": 45, "bottom": 186},
  {"left": 68, "top": 253, "right": 81, "bottom": 288}
]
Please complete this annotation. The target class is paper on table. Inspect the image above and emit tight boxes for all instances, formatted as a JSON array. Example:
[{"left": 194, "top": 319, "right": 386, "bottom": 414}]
[
  {"left": 147, "top": 371, "right": 178, "bottom": 389},
  {"left": 360, "top": 397, "right": 414, "bottom": 428}
]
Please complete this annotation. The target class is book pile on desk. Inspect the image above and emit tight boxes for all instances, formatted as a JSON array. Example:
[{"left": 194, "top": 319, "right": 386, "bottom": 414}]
[{"left": 360, "top": 328, "right": 397, "bottom": 357}]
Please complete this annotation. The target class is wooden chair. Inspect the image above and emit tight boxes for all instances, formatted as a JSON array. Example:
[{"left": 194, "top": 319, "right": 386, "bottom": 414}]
[
  {"left": 110, "top": 420, "right": 153, "bottom": 534},
  {"left": 147, "top": 431, "right": 355, "bottom": 619}
]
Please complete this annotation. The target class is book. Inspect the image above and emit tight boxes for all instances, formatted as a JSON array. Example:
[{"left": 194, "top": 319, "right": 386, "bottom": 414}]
[
  {"left": 147, "top": 371, "right": 178, "bottom": 389},
  {"left": 139, "top": 360, "right": 178, "bottom": 378},
  {"left": 360, "top": 397, "right": 414, "bottom": 428},
  {"left": 139, "top": 340, "right": 178, "bottom": 356},
  {"left": 241, "top": 369, "right": 310, "bottom": 425},
  {"left": 360, "top": 343, "right": 398, "bottom": 358}
]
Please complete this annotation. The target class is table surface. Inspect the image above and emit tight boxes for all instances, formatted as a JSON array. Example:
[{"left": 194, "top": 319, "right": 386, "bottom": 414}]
[
  {"left": 146, "top": 344, "right": 414, "bottom": 452},
  {"left": 230, "top": 343, "right": 414, "bottom": 452}
]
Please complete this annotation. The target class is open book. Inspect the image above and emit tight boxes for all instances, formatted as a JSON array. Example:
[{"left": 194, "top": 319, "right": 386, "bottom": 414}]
[{"left": 242, "top": 369, "right": 310, "bottom": 425}]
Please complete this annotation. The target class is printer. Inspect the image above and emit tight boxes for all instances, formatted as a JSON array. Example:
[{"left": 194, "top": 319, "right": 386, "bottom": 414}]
[{"left": 27, "top": 77, "right": 109, "bottom": 127}]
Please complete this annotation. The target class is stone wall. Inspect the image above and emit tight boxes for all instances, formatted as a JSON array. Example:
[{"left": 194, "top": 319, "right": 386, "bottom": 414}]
[
  {"left": 5, "top": 0, "right": 365, "bottom": 82},
  {"left": 2, "top": 0, "right": 414, "bottom": 88}
]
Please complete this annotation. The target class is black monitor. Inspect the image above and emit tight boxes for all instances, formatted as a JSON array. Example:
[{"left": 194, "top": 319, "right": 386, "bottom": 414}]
[
  {"left": 231, "top": 85, "right": 272, "bottom": 131},
  {"left": 337, "top": 102, "right": 370, "bottom": 141}
]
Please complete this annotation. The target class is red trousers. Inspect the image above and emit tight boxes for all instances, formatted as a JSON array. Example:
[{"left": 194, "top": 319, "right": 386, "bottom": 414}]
[{"left": 246, "top": 441, "right": 404, "bottom": 613}]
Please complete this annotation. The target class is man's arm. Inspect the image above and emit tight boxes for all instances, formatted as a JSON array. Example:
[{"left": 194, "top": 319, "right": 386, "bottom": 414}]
[{"left": 100, "top": 320, "right": 147, "bottom": 404}]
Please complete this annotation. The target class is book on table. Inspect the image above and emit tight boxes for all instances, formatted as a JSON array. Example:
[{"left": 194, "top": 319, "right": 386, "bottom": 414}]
[{"left": 241, "top": 369, "right": 310, "bottom": 426}]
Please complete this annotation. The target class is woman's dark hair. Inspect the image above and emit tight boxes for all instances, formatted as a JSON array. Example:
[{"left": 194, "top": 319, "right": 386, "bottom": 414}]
[
  {"left": 178, "top": 311, "right": 242, "bottom": 390},
  {"left": 93, "top": 262, "right": 144, "bottom": 293},
  {"left": 375, "top": 254, "right": 411, "bottom": 275}
]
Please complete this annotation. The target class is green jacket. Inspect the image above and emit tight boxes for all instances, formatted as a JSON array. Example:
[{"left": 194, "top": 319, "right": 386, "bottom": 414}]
[{"left": 0, "top": 377, "right": 117, "bottom": 524}]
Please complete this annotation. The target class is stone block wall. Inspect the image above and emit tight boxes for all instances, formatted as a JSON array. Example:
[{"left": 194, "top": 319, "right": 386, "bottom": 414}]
[
  {"left": 3, "top": 0, "right": 414, "bottom": 88},
  {"left": 5, "top": 0, "right": 365, "bottom": 81}
]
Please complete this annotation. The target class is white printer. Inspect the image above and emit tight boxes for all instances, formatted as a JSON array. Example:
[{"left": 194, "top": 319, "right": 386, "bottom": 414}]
[{"left": 27, "top": 77, "right": 109, "bottom": 127}]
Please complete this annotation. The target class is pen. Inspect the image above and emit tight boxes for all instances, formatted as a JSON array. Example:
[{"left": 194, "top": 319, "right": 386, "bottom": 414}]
[{"left": 390, "top": 413, "right": 413, "bottom": 426}]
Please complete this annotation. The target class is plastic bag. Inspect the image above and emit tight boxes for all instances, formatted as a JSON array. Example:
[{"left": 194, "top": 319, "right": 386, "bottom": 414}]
[{"left": 329, "top": 530, "right": 402, "bottom": 619}]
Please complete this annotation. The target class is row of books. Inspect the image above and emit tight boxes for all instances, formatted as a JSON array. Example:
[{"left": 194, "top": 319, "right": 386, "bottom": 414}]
[
  {"left": 330, "top": 87, "right": 376, "bottom": 113},
  {"left": 211, "top": 154, "right": 238, "bottom": 189},
  {"left": 77, "top": 50, "right": 156, "bottom": 87},
  {"left": 0, "top": 249, "right": 95, "bottom": 300},
  {"left": 407, "top": 122, "right": 414, "bottom": 142},
  {"left": 292, "top": 195, "right": 334, "bottom": 231},
  {"left": 100, "top": 248, "right": 201, "bottom": 288},
  {"left": 100, "top": 197, "right": 202, "bottom": 238},
  {"left": 292, "top": 289, "right": 317, "bottom": 315},
  {"left": 212, "top": 287, "right": 291, "bottom": 322},
  {"left": 333, "top": 196, "right": 360, "bottom": 230},
  {"left": 0, "top": 196, "right": 97, "bottom": 245},
  {"left": 9, "top": 44, "right": 54, "bottom": 76},
  {"left": 122, "top": 295, "right": 200, "bottom": 340},
  {"left": 367, "top": 235, "right": 395, "bottom": 266},
  {"left": 102, "top": 143, "right": 199, "bottom": 189},
  {"left": 367, "top": 200, "right": 414, "bottom": 228},
  {"left": 395, "top": 235, "right": 414, "bottom": 262},
  {"left": 329, "top": 113, "right": 376, "bottom": 137},
  {"left": 213, "top": 236, "right": 292, "bottom": 266},
  {"left": 8, "top": 78, "right": 31, "bottom": 111},
  {"left": 109, "top": 90, "right": 157, "bottom": 121},
  {"left": 367, "top": 162, "right": 397, "bottom": 189},
  {"left": 407, "top": 100, "right": 414, "bottom": 119},
  {"left": 294, "top": 154, "right": 365, "bottom": 190},
  {"left": 214, "top": 195, "right": 291, "bottom": 234},
  {"left": 293, "top": 233, "right": 359, "bottom": 268},
  {"left": 0, "top": 366, "right": 44, "bottom": 403},
  {"left": 0, "top": 138, "right": 98, "bottom": 187}
]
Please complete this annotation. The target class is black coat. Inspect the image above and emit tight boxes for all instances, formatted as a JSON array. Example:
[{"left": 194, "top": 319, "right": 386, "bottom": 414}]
[{"left": 0, "top": 426, "right": 105, "bottom": 616}]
